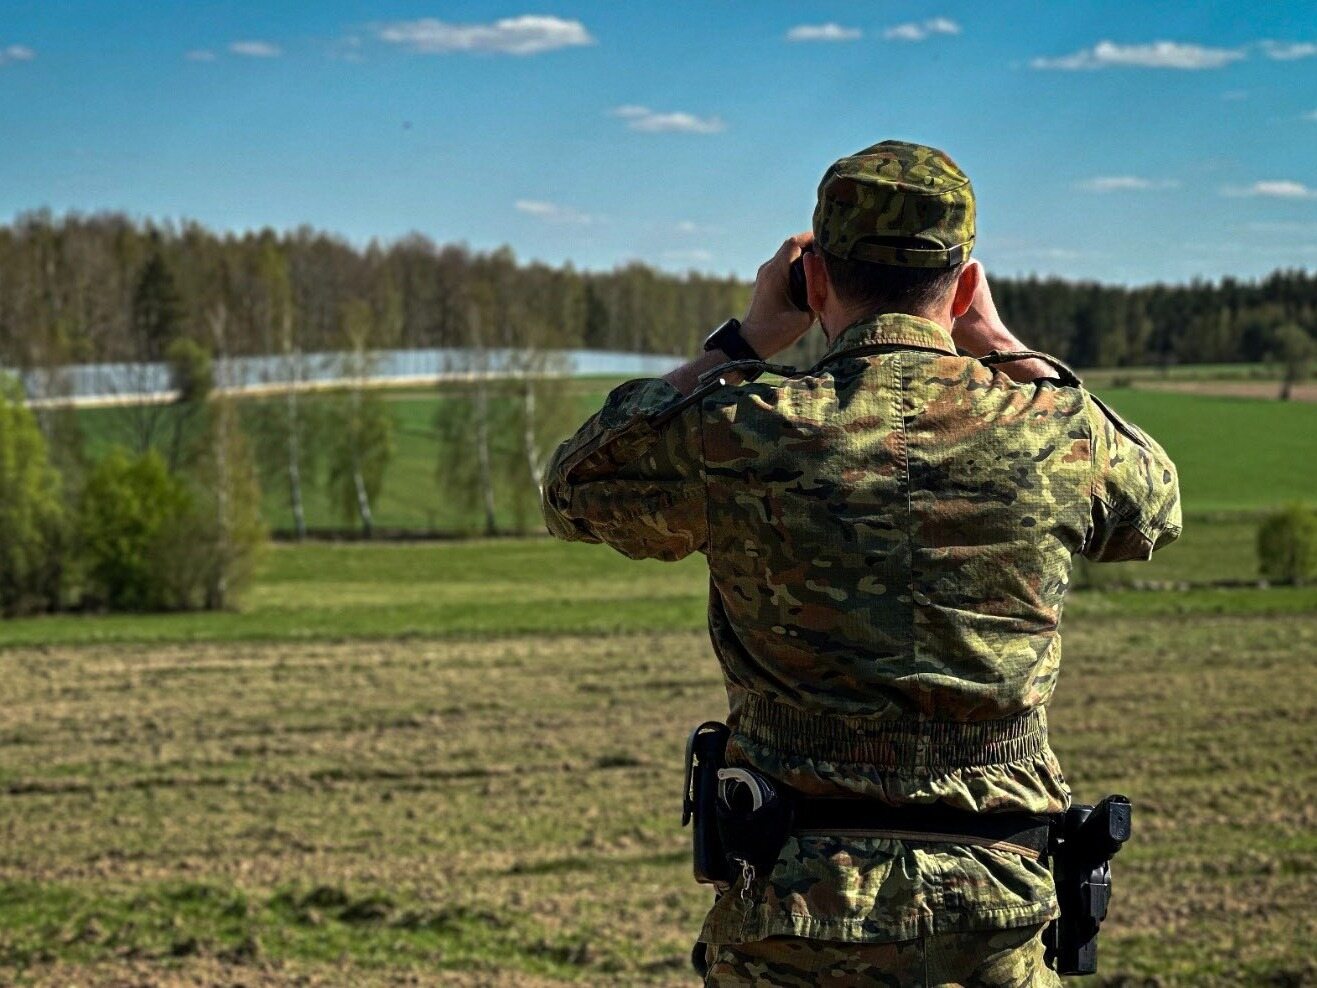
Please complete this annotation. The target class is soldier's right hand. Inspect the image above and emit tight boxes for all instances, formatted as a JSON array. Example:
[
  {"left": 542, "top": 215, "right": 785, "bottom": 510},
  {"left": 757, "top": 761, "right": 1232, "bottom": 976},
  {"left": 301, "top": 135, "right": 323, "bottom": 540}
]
[
  {"left": 740, "top": 233, "right": 816, "bottom": 360},
  {"left": 952, "top": 260, "right": 1011, "bottom": 356},
  {"left": 953, "top": 261, "right": 1054, "bottom": 382}
]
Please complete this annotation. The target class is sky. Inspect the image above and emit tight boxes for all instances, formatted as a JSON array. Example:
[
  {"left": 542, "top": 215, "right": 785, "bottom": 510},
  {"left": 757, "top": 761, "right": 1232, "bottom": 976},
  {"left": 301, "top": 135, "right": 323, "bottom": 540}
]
[{"left": 1, "top": 1, "right": 1315, "bottom": 285}]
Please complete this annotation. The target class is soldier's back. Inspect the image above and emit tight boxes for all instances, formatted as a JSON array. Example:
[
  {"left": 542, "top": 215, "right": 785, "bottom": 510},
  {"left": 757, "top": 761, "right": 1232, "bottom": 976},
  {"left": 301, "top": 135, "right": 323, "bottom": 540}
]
[{"left": 703, "top": 313, "right": 1089, "bottom": 761}]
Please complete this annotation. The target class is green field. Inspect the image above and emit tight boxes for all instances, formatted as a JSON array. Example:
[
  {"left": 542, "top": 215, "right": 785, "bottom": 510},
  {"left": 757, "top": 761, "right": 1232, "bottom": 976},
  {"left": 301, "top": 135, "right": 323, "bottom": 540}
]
[
  {"left": 75, "top": 378, "right": 1317, "bottom": 534},
  {"left": 5, "top": 372, "right": 1316, "bottom": 985},
  {"left": 290, "top": 384, "right": 1317, "bottom": 526},
  {"left": 1097, "top": 390, "right": 1317, "bottom": 513},
  {"left": 77, "top": 380, "right": 615, "bottom": 536},
  {"left": 1, "top": 537, "right": 1315, "bottom": 650}
]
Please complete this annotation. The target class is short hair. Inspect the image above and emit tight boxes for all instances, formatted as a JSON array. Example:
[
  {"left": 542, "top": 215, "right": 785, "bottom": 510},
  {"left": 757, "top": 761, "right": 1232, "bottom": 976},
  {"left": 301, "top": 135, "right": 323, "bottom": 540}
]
[{"left": 821, "top": 247, "right": 963, "bottom": 315}]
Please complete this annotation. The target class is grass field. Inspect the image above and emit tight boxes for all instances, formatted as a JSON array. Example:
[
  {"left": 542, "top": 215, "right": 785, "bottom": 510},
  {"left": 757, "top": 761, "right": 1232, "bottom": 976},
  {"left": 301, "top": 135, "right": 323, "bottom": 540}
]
[
  {"left": 74, "top": 372, "right": 1317, "bottom": 533},
  {"left": 7, "top": 367, "right": 1316, "bottom": 985},
  {"left": 1, "top": 537, "right": 1315, "bottom": 649}
]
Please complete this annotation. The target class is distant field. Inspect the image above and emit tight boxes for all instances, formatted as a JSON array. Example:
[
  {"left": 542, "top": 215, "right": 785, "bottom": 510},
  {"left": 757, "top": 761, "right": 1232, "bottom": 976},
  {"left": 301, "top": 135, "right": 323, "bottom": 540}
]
[
  {"left": 77, "top": 378, "right": 616, "bottom": 536},
  {"left": 270, "top": 382, "right": 1315, "bottom": 526},
  {"left": 1096, "top": 389, "right": 1317, "bottom": 513},
  {"left": 1135, "top": 379, "right": 1316, "bottom": 402},
  {"left": 1080, "top": 362, "right": 1281, "bottom": 386},
  {"left": 69, "top": 366, "right": 1317, "bottom": 534}
]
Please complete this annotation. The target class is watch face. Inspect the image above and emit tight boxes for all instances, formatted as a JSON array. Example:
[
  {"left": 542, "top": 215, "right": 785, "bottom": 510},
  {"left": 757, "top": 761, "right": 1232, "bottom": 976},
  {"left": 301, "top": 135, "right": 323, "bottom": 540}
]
[{"left": 704, "top": 318, "right": 738, "bottom": 351}]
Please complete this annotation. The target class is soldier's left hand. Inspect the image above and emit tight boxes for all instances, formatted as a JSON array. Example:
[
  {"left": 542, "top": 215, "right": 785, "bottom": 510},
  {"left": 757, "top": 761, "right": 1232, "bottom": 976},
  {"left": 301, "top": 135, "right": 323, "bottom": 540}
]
[{"left": 740, "top": 233, "right": 816, "bottom": 359}]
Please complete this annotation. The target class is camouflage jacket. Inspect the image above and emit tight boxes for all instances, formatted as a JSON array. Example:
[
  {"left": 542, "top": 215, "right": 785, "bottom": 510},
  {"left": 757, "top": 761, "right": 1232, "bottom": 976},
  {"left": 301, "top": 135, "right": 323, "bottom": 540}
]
[{"left": 541, "top": 313, "right": 1181, "bottom": 945}]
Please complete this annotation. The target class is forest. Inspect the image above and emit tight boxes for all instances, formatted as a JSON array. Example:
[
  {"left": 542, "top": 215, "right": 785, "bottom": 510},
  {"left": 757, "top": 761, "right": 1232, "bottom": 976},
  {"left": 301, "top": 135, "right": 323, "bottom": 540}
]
[{"left": 1, "top": 211, "right": 1314, "bottom": 374}]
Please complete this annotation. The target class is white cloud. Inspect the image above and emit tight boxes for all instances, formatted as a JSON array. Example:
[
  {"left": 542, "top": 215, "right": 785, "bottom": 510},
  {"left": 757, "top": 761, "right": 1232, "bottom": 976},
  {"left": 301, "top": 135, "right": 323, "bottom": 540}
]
[
  {"left": 329, "top": 35, "right": 365, "bottom": 63},
  {"left": 0, "top": 44, "right": 36, "bottom": 65},
  {"left": 1259, "top": 40, "right": 1317, "bottom": 61},
  {"left": 1223, "top": 180, "right": 1317, "bottom": 200},
  {"left": 988, "top": 245, "right": 1087, "bottom": 262},
  {"left": 632, "top": 112, "right": 725, "bottom": 134},
  {"left": 672, "top": 220, "right": 722, "bottom": 238},
  {"left": 787, "top": 23, "right": 862, "bottom": 43},
  {"left": 515, "top": 200, "right": 597, "bottom": 224},
  {"left": 1305, "top": 110, "right": 1317, "bottom": 122},
  {"left": 1028, "top": 248, "right": 1084, "bottom": 261},
  {"left": 1244, "top": 220, "right": 1317, "bottom": 233},
  {"left": 884, "top": 24, "right": 925, "bottom": 42},
  {"left": 883, "top": 18, "right": 960, "bottom": 42},
  {"left": 1031, "top": 40, "right": 1244, "bottom": 70},
  {"left": 229, "top": 40, "right": 281, "bottom": 58},
  {"left": 610, "top": 105, "right": 725, "bottom": 134},
  {"left": 376, "top": 16, "right": 594, "bottom": 56},
  {"left": 185, "top": 49, "right": 217, "bottom": 62},
  {"left": 663, "top": 248, "right": 714, "bottom": 264},
  {"left": 1078, "top": 176, "right": 1180, "bottom": 192},
  {"left": 1222, "top": 89, "right": 1248, "bottom": 101}
]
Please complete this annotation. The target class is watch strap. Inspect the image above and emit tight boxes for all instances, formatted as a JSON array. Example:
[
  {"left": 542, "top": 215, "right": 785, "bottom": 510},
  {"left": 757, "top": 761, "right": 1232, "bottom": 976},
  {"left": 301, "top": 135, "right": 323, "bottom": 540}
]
[{"left": 704, "top": 318, "right": 761, "bottom": 364}]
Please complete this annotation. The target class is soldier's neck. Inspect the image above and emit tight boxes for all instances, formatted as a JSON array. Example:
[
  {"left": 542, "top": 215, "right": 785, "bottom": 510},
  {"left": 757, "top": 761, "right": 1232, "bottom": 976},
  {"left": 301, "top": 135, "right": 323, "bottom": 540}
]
[{"left": 821, "top": 305, "right": 951, "bottom": 343}]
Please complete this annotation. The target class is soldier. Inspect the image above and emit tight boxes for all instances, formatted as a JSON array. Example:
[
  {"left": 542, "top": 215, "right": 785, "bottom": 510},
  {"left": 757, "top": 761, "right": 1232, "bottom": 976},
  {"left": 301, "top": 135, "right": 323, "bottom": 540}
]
[{"left": 541, "top": 141, "right": 1180, "bottom": 986}]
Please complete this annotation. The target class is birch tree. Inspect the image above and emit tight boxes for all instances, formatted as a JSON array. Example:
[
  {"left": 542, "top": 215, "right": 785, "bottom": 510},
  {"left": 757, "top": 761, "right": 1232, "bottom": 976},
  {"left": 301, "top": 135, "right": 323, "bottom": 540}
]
[{"left": 326, "top": 299, "right": 395, "bottom": 537}]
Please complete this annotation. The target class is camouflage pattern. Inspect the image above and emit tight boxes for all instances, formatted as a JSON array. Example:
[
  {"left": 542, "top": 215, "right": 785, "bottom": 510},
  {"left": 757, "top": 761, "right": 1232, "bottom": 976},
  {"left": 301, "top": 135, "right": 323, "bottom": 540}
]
[
  {"left": 541, "top": 312, "right": 1181, "bottom": 946},
  {"left": 704, "top": 923, "right": 1059, "bottom": 987},
  {"left": 814, "top": 140, "right": 976, "bottom": 268}
]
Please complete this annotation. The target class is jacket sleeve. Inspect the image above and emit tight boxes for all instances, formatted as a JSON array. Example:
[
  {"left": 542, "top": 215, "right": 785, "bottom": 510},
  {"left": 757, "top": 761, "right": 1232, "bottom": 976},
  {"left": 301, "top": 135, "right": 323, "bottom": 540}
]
[
  {"left": 1082, "top": 393, "right": 1183, "bottom": 562},
  {"left": 540, "top": 377, "right": 708, "bottom": 561}
]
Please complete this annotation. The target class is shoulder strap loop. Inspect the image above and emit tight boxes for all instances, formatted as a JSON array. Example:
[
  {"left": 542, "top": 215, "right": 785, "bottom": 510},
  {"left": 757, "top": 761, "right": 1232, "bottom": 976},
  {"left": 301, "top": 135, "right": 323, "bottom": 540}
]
[{"left": 979, "top": 349, "right": 1082, "bottom": 387}]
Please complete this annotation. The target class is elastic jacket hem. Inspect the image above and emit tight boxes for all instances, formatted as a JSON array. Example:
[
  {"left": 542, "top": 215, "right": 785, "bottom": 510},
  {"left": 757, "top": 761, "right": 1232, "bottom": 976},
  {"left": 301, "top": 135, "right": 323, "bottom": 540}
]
[{"left": 736, "top": 694, "right": 1049, "bottom": 771}]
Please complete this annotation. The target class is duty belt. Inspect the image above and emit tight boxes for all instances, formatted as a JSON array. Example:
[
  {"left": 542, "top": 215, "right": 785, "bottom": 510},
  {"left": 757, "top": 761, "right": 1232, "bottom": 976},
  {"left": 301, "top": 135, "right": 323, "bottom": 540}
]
[
  {"left": 736, "top": 693, "right": 1049, "bottom": 769},
  {"left": 791, "top": 797, "right": 1050, "bottom": 859}
]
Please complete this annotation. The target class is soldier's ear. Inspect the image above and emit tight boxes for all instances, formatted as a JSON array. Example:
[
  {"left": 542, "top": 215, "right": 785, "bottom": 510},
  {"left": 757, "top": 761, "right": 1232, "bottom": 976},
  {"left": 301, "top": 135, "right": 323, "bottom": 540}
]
[
  {"left": 950, "top": 260, "right": 982, "bottom": 318},
  {"left": 804, "top": 250, "right": 829, "bottom": 314}
]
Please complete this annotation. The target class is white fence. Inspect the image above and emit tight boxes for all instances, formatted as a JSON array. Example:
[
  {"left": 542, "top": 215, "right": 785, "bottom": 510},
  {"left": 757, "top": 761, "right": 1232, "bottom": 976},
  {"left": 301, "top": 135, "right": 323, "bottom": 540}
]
[{"left": 14, "top": 348, "right": 685, "bottom": 409}]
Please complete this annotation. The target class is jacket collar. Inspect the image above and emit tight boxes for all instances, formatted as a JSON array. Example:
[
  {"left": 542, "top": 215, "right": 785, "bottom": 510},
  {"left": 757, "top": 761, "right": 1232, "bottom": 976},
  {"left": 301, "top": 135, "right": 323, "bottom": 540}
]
[{"left": 821, "top": 312, "right": 957, "bottom": 361}]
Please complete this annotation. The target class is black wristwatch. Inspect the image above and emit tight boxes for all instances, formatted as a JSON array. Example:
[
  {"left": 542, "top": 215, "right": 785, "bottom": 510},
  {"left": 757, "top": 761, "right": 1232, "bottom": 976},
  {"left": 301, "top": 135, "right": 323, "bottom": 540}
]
[{"left": 703, "top": 318, "right": 763, "bottom": 381}]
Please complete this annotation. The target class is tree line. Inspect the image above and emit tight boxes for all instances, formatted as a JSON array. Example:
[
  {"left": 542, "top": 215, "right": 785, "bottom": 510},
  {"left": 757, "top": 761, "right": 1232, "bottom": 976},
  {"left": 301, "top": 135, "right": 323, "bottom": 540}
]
[{"left": 2, "top": 212, "right": 1313, "bottom": 376}]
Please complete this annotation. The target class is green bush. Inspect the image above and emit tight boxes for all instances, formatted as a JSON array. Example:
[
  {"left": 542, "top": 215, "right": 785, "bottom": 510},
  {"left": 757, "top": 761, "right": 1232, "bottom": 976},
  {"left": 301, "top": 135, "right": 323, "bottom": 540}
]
[
  {"left": 0, "top": 379, "right": 71, "bottom": 615},
  {"left": 1257, "top": 504, "right": 1317, "bottom": 586},
  {"left": 78, "top": 449, "right": 198, "bottom": 610}
]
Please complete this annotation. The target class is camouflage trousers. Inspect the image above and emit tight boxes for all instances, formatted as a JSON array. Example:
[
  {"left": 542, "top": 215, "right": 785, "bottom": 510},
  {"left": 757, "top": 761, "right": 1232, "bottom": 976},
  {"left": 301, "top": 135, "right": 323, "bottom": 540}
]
[{"left": 703, "top": 924, "right": 1060, "bottom": 987}]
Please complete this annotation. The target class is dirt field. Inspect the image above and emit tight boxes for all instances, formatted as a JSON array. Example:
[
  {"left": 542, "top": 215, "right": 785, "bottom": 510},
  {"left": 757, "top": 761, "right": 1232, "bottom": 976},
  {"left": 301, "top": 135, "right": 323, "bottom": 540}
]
[{"left": 2, "top": 613, "right": 1314, "bottom": 986}]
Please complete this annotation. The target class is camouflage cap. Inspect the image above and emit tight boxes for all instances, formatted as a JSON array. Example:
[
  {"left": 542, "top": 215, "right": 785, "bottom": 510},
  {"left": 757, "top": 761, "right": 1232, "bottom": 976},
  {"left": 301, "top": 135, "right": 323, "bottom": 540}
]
[{"left": 813, "top": 140, "right": 975, "bottom": 268}]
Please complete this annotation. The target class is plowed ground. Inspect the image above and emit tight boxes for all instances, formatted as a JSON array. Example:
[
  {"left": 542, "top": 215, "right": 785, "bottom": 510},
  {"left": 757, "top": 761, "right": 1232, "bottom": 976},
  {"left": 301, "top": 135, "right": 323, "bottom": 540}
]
[{"left": 1, "top": 613, "right": 1314, "bottom": 986}]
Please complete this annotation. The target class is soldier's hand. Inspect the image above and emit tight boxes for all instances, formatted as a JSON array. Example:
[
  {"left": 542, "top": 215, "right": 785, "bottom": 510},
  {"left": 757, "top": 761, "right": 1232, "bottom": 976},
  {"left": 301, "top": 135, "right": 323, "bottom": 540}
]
[
  {"left": 953, "top": 261, "right": 1053, "bottom": 382},
  {"left": 740, "top": 233, "right": 816, "bottom": 359},
  {"left": 951, "top": 260, "right": 1011, "bottom": 356}
]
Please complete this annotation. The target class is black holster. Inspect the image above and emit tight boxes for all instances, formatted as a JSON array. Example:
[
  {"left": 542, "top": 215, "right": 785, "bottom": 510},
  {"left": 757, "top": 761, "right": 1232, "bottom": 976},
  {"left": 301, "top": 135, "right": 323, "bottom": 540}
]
[
  {"left": 1044, "top": 795, "right": 1133, "bottom": 976},
  {"left": 682, "top": 722, "right": 792, "bottom": 888},
  {"left": 682, "top": 721, "right": 731, "bottom": 885}
]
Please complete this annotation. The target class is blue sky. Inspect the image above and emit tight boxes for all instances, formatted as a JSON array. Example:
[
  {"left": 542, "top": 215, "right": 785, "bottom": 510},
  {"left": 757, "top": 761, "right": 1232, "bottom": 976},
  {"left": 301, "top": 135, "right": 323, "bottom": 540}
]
[{"left": 1, "top": 1, "right": 1314, "bottom": 284}]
